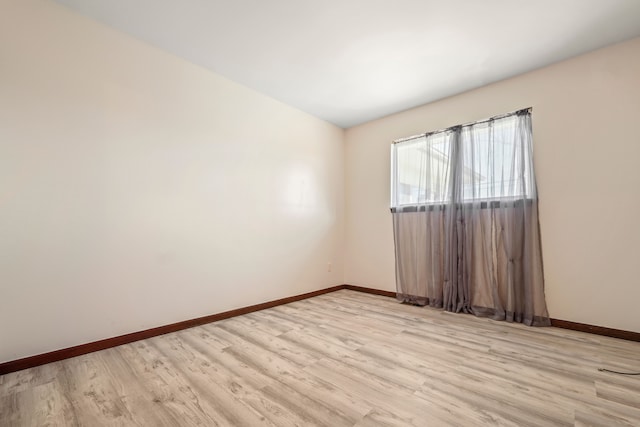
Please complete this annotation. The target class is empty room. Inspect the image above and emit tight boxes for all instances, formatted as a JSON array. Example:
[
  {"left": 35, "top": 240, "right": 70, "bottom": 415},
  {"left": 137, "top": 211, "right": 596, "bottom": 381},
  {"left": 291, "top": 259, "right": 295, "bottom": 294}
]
[{"left": 1, "top": 0, "right": 640, "bottom": 425}]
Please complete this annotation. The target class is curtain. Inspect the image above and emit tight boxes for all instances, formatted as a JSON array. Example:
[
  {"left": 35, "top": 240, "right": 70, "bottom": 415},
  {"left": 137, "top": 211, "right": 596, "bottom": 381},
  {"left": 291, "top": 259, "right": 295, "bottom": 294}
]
[{"left": 391, "top": 109, "right": 550, "bottom": 326}]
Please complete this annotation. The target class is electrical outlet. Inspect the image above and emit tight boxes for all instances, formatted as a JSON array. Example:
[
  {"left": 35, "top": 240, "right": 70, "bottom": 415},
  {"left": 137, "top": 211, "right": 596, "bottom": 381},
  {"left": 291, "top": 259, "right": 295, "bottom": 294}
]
[{"left": 327, "top": 262, "right": 332, "bottom": 272}]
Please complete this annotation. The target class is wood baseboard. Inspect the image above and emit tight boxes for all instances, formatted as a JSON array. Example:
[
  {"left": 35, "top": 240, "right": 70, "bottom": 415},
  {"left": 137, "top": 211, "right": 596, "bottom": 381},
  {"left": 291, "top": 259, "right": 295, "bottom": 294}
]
[
  {"left": 549, "top": 318, "right": 640, "bottom": 342},
  {"left": 343, "top": 284, "right": 397, "bottom": 298},
  {"left": 2, "top": 283, "right": 638, "bottom": 376},
  {"left": 0, "top": 285, "right": 343, "bottom": 376}
]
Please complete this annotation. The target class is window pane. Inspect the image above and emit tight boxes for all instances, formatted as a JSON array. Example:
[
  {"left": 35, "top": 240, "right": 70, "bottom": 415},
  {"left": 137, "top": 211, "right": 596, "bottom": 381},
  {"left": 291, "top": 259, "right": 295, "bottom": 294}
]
[
  {"left": 424, "top": 133, "right": 452, "bottom": 203},
  {"left": 393, "top": 137, "right": 427, "bottom": 206},
  {"left": 392, "top": 133, "right": 452, "bottom": 207},
  {"left": 459, "top": 116, "right": 532, "bottom": 201}
]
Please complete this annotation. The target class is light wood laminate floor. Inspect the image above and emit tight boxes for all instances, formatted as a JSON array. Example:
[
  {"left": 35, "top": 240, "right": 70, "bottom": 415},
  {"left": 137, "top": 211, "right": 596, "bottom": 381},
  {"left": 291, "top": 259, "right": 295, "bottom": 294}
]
[{"left": 1, "top": 290, "right": 639, "bottom": 426}]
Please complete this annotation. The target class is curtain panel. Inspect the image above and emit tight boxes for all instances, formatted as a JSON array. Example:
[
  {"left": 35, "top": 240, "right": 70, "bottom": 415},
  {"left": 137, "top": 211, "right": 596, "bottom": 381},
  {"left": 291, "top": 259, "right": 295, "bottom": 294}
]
[{"left": 391, "top": 109, "right": 550, "bottom": 326}]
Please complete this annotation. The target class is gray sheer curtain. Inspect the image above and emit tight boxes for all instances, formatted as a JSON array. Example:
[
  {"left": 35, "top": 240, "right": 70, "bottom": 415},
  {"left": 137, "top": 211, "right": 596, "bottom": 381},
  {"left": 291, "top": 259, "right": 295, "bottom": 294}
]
[{"left": 391, "top": 109, "right": 550, "bottom": 326}]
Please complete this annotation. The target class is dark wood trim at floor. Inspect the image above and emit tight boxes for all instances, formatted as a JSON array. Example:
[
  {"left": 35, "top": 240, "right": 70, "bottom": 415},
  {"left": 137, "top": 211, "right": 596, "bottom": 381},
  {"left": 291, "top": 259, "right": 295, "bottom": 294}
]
[
  {"left": 0, "top": 285, "right": 343, "bottom": 376},
  {"left": 343, "top": 284, "right": 397, "bottom": 298},
  {"left": 2, "top": 283, "right": 638, "bottom": 376},
  {"left": 549, "top": 318, "right": 640, "bottom": 343}
]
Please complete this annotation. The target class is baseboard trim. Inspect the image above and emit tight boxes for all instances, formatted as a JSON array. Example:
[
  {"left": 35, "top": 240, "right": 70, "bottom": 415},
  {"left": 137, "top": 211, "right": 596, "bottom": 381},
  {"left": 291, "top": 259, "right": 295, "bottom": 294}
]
[
  {"left": 3, "top": 283, "right": 638, "bottom": 375},
  {"left": 549, "top": 318, "right": 640, "bottom": 342},
  {"left": 343, "top": 284, "right": 397, "bottom": 298},
  {"left": 0, "top": 285, "right": 343, "bottom": 376}
]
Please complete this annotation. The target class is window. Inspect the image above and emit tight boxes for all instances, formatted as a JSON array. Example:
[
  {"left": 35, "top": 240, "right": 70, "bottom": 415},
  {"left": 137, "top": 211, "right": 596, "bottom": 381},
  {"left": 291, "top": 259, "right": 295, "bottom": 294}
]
[
  {"left": 391, "top": 112, "right": 534, "bottom": 210},
  {"left": 389, "top": 109, "right": 550, "bottom": 326}
]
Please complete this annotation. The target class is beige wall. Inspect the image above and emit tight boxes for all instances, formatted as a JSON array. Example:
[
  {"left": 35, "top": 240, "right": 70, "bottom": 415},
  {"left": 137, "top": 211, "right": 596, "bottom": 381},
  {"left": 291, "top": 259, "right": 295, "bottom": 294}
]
[
  {"left": 0, "top": 0, "right": 344, "bottom": 363},
  {"left": 345, "top": 37, "right": 640, "bottom": 333}
]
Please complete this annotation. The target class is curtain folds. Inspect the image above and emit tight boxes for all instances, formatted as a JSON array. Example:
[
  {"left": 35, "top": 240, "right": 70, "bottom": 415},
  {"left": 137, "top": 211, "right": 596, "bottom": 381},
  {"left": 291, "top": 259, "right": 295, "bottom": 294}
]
[{"left": 391, "top": 110, "right": 550, "bottom": 326}]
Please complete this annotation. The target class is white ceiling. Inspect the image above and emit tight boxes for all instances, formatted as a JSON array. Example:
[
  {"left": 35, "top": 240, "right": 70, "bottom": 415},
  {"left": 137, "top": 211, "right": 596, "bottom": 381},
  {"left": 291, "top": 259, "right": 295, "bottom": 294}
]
[{"left": 54, "top": 0, "right": 640, "bottom": 128}]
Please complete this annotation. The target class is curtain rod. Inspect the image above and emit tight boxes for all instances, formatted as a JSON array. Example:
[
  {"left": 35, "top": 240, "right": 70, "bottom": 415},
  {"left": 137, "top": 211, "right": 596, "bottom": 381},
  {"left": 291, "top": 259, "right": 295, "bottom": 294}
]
[{"left": 392, "top": 107, "right": 532, "bottom": 144}]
